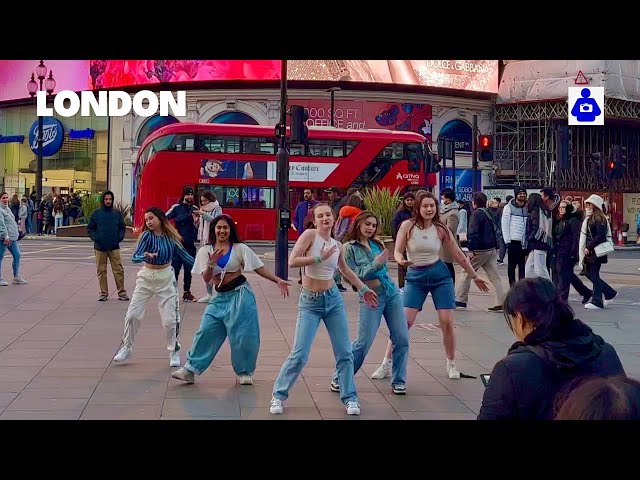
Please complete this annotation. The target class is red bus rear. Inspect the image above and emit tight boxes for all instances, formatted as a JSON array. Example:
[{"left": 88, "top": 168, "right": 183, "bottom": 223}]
[{"left": 133, "top": 122, "right": 432, "bottom": 240}]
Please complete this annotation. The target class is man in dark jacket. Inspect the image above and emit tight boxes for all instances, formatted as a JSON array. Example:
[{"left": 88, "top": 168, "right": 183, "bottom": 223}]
[
  {"left": 455, "top": 192, "right": 504, "bottom": 311},
  {"left": 87, "top": 191, "right": 128, "bottom": 302},
  {"left": 166, "top": 186, "right": 199, "bottom": 302}
]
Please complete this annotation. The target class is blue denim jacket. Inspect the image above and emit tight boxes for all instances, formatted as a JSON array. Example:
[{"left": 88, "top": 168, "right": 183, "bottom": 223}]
[{"left": 344, "top": 239, "right": 397, "bottom": 292}]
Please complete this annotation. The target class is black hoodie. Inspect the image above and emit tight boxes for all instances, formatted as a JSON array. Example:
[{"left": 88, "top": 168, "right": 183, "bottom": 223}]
[
  {"left": 553, "top": 205, "right": 582, "bottom": 263},
  {"left": 478, "top": 319, "right": 624, "bottom": 420},
  {"left": 87, "top": 191, "right": 126, "bottom": 252}
]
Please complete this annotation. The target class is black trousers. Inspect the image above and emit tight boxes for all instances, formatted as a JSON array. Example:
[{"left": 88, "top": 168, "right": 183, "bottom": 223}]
[
  {"left": 172, "top": 242, "right": 197, "bottom": 292},
  {"left": 507, "top": 241, "right": 527, "bottom": 286},
  {"left": 554, "top": 257, "right": 591, "bottom": 302},
  {"left": 585, "top": 261, "right": 617, "bottom": 307}
]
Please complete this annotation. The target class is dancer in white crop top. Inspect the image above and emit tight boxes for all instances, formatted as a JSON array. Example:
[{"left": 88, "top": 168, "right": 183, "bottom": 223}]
[
  {"left": 271, "top": 203, "right": 378, "bottom": 417},
  {"left": 370, "top": 191, "right": 490, "bottom": 382}
]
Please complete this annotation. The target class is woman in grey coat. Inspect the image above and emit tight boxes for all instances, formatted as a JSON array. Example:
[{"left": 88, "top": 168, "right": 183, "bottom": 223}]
[{"left": 0, "top": 192, "right": 27, "bottom": 286}]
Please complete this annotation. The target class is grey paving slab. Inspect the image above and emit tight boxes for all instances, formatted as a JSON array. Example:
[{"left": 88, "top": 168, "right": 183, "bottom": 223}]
[{"left": 0, "top": 255, "right": 638, "bottom": 420}]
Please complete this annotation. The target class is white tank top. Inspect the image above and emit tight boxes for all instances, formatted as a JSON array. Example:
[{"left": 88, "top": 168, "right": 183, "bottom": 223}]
[
  {"left": 304, "top": 232, "right": 340, "bottom": 280},
  {"left": 406, "top": 223, "right": 442, "bottom": 266}
]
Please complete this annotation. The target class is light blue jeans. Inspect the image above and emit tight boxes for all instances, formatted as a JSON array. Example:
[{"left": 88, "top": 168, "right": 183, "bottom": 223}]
[
  {"left": 0, "top": 241, "right": 21, "bottom": 278},
  {"left": 185, "top": 281, "right": 260, "bottom": 375},
  {"left": 273, "top": 285, "right": 357, "bottom": 404},
  {"left": 332, "top": 283, "right": 409, "bottom": 387}
]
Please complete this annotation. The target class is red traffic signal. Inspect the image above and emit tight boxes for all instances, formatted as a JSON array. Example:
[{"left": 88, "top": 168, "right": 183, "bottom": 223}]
[{"left": 479, "top": 134, "right": 491, "bottom": 149}]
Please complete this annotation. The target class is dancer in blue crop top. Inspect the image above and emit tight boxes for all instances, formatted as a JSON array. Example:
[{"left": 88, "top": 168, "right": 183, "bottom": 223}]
[
  {"left": 113, "top": 207, "right": 195, "bottom": 368},
  {"left": 172, "top": 214, "right": 290, "bottom": 386},
  {"left": 270, "top": 203, "right": 378, "bottom": 417}
]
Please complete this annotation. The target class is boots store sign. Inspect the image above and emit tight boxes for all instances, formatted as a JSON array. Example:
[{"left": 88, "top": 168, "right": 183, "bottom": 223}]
[{"left": 28, "top": 117, "right": 65, "bottom": 157}]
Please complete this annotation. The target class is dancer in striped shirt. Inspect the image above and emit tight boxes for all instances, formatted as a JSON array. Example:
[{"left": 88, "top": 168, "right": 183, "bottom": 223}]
[{"left": 113, "top": 207, "right": 195, "bottom": 367}]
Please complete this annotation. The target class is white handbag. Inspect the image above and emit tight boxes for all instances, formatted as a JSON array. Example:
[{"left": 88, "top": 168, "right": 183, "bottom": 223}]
[{"left": 594, "top": 224, "right": 614, "bottom": 257}]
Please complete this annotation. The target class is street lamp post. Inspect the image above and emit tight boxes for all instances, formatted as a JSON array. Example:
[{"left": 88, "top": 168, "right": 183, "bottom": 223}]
[
  {"left": 26, "top": 60, "right": 56, "bottom": 205},
  {"left": 326, "top": 87, "right": 341, "bottom": 127}
]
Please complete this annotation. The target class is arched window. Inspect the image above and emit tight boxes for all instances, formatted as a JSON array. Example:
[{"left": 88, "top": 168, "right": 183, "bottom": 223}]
[
  {"left": 209, "top": 111, "right": 259, "bottom": 125},
  {"left": 136, "top": 114, "right": 180, "bottom": 146},
  {"left": 438, "top": 119, "right": 472, "bottom": 153}
]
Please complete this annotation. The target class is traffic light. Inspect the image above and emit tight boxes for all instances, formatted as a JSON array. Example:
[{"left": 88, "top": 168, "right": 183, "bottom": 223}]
[
  {"left": 478, "top": 134, "right": 493, "bottom": 162},
  {"left": 590, "top": 152, "right": 603, "bottom": 179},
  {"left": 558, "top": 125, "right": 573, "bottom": 169},
  {"left": 424, "top": 150, "right": 441, "bottom": 173},
  {"left": 290, "top": 105, "right": 309, "bottom": 144},
  {"left": 608, "top": 145, "right": 627, "bottom": 180}
]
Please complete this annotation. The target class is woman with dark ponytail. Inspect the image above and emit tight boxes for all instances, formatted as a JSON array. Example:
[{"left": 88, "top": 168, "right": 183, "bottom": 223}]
[{"left": 478, "top": 277, "right": 624, "bottom": 420}]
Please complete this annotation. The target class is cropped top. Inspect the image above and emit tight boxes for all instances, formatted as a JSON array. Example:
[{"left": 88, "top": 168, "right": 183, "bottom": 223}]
[
  {"left": 132, "top": 231, "right": 195, "bottom": 268},
  {"left": 304, "top": 232, "right": 340, "bottom": 280},
  {"left": 406, "top": 223, "right": 442, "bottom": 267},
  {"left": 192, "top": 243, "right": 264, "bottom": 281}
]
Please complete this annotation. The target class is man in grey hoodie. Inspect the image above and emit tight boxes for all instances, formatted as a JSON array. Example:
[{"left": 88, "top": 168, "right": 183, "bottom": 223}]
[{"left": 501, "top": 187, "right": 529, "bottom": 286}]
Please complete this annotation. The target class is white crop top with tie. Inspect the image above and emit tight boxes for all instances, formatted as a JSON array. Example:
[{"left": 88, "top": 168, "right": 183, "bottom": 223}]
[
  {"left": 406, "top": 223, "right": 442, "bottom": 267},
  {"left": 304, "top": 232, "right": 340, "bottom": 280}
]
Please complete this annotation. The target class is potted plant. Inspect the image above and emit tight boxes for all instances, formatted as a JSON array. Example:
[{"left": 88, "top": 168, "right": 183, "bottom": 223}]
[{"left": 361, "top": 186, "right": 402, "bottom": 254}]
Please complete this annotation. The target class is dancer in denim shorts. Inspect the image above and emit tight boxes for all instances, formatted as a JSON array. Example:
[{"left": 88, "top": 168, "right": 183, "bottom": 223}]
[
  {"left": 270, "top": 203, "right": 379, "bottom": 416},
  {"left": 370, "top": 192, "right": 489, "bottom": 380}
]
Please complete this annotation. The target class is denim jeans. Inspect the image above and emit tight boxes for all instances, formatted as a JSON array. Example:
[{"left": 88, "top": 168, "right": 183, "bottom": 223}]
[
  {"left": 332, "top": 284, "right": 409, "bottom": 387},
  {"left": 186, "top": 281, "right": 259, "bottom": 375},
  {"left": 525, "top": 250, "right": 550, "bottom": 280},
  {"left": 0, "top": 241, "right": 21, "bottom": 278},
  {"left": 273, "top": 285, "right": 357, "bottom": 404}
]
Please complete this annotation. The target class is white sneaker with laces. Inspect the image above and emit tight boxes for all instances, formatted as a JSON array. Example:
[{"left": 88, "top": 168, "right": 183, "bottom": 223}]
[
  {"left": 169, "top": 351, "right": 181, "bottom": 367},
  {"left": 197, "top": 295, "right": 212, "bottom": 303},
  {"left": 113, "top": 346, "right": 132, "bottom": 362},
  {"left": 585, "top": 302, "right": 603, "bottom": 310},
  {"left": 239, "top": 374, "right": 253, "bottom": 385},
  {"left": 346, "top": 401, "right": 361, "bottom": 415},
  {"left": 0, "top": 279, "right": 8, "bottom": 286},
  {"left": 604, "top": 293, "right": 618, "bottom": 307},
  {"left": 270, "top": 397, "right": 284, "bottom": 414},
  {"left": 371, "top": 360, "right": 391, "bottom": 379},
  {"left": 447, "top": 361, "right": 461, "bottom": 379},
  {"left": 12, "top": 277, "right": 27, "bottom": 285}
]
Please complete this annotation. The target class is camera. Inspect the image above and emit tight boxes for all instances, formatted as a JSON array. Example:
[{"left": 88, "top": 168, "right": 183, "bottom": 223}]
[{"left": 580, "top": 103, "right": 593, "bottom": 113}]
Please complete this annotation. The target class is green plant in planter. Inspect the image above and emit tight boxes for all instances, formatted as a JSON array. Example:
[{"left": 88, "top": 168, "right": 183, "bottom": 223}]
[
  {"left": 80, "top": 194, "right": 102, "bottom": 221},
  {"left": 361, "top": 186, "right": 402, "bottom": 239},
  {"left": 114, "top": 201, "right": 133, "bottom": 226}
]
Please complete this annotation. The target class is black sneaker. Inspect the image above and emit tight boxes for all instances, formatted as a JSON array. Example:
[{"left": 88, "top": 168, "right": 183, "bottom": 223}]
[
  {"left": 99, "top": 294, "right": 108, "bottom": 301},
  {"left": 392, "top": 384, "right": 407, "bottom": 395},
  {"left": 183, "top": 292, "right": 196, "bottom": 302},
  {"left": 488, "top": 305, "right": 503, "bottom": 312},
  {"left": 330, "top": 380, "right": 340, "bottom": 392},
  {"left": 455, "top": 301, "right": 467, "bottom": 309}
]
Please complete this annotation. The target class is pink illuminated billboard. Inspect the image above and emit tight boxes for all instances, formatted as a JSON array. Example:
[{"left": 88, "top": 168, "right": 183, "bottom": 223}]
[
  {"left": 0, "top": 60, "right": 91, "bottom": 102},
  {"left": 0, "top": 60, "right": 499, "bottom": 103}
]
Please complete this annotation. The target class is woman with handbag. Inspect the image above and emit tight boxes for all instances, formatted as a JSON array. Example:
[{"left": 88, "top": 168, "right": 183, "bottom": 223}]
[{"left": 578, "top": 194, "right": 617, "bottom": 310}]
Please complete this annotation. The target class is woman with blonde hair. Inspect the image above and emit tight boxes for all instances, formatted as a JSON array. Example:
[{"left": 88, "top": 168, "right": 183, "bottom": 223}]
[
  {"left": 113, "top": 206, "right": 195, "bottom": 367},
  {"left": 579, "top": 194, "right": 617, "bottom": 310}
]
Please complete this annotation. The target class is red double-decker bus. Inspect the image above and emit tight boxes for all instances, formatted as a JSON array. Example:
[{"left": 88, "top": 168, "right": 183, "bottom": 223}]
[{"left": 132, "top": 122, "right": 433, "bottom": 240}]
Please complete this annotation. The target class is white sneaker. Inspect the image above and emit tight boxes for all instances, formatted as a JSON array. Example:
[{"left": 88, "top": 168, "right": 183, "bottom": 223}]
[
  {"left": 585, "top": 302, "right": 603, "bottom": 310},
  {"left": 239, "top": 374, "right": 253, "bottom": 385},
  {"left": 371, "top": 360, "right": 391, "bottom": 379},
  {"left": 346, "top": 401, "right": 361, "bottom": 415},
  {"left": 197, "top": 295, "right": 212, "bottom": 303},
  {"left": 171, "top": 367, "right": 195, "bottom": 383},
  {"left": 270, "top": 397, "right": 284, "bottom": 414},
  {"left": 113, "top": 346, "right": 132, "bottom": 362},
  {"left": 447, "top": 361, "right": 461, "bottom": 379},
  {"left": 12, "top": 277, "right": 27, "bottom": 285},
  {"left": 0, "top": 279, "right": 8, "bottom": 286},
  {"left": 604, "top": 293, "right": 618, "bottom": 307},
  {"left": 169, "top": 351, "right": 181, "bottom": 367}
]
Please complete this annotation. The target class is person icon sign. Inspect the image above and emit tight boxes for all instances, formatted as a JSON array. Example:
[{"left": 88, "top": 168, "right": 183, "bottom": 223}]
[{"left": 571, "top": 88, "right": 602, "bottom": 122}]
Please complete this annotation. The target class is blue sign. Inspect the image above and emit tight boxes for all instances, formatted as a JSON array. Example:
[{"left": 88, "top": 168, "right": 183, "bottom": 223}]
[
  {"left": 438, "top": 119, "right": 472, "bottom": 152},
  {"left": 28, "top": 117, "right": 64, "bottom": 157},
  {"left": 69, "top": 128, "right": 95, "bottom": 139},
  {"left": 0, "top": 135, "right": 25, "bottom": 144},
  {"left": 439, "top": 168, "right": 481, "bottom": 203}
]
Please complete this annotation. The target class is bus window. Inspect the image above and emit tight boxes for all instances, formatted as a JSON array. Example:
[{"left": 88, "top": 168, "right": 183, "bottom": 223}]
[
  {"left": 242, "top": 137, "right": 276, "bottom": 154},
  {"left": 289, "top": 144, "right": 305, "bottom": 156},
  {"left": 307, "top": 139, "right": 354, "bottom": 157},
  {"left": 242, "top": 187, "right": 275, "bottom": 208},
  {"left": 351, "top": 142, "right": 406, "bottom": 188},
  {"left": 199, "top": 135, "right": 241, "bottom": 153},
  {"left": 345, "top": 140, "right": 358, "bottom": 155}
]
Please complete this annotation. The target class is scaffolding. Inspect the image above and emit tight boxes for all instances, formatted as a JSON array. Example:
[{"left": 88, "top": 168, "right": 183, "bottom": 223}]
[{"left": 493, "top": 99, "right": 640, "bottom": 192}]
